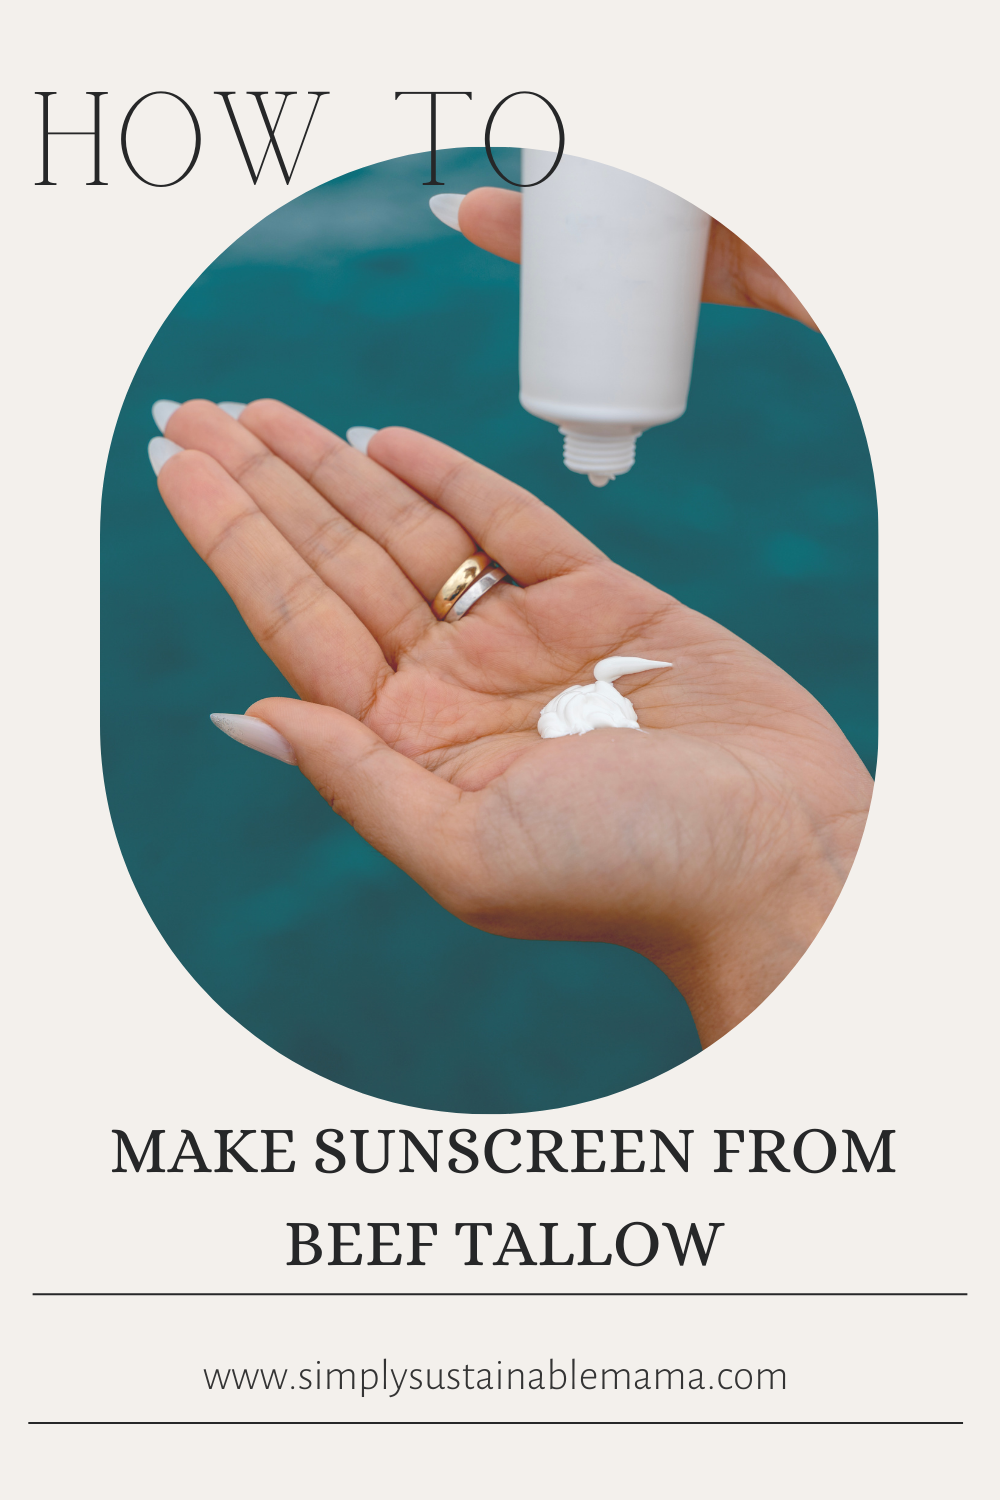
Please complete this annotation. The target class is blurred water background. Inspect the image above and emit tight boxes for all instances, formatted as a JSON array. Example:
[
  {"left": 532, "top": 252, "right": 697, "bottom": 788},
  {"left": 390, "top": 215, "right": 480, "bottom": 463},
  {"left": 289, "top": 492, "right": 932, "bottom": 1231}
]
[{"left": 101, "top": 148, "right": 877, "bottom": 1112}]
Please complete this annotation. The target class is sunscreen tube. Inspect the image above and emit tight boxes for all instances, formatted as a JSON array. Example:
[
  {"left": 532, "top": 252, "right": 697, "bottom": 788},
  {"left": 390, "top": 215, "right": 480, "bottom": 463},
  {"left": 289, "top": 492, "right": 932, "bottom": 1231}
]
[{"left": 519, "top": 151, "right": 711, "bottom": 486}]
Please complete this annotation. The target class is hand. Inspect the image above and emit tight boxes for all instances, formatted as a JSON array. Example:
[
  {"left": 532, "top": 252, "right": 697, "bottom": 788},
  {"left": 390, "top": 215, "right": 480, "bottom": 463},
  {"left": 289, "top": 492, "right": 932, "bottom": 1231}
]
[
  {"left": 453, "top": 187, "right": 819, "bottom": 330},
  {"left": 155, "top": 400, "right": 870, "bottom": 1046}
]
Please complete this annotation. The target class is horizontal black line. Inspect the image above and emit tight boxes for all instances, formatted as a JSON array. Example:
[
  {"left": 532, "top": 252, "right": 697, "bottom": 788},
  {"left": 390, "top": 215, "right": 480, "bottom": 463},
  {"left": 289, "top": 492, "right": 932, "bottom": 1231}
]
[
  {"left": 28, "top": 1420, "right": 964, "bottom": 1427},
  {"left": 31, "top": 1291, "right": 968, "bottom": 1298}
]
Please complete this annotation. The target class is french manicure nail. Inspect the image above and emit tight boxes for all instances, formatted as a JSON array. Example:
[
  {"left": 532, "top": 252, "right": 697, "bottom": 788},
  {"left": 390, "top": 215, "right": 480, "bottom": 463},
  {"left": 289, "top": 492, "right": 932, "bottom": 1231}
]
[
  {"left": 346, "top": 426, "right": 378, "bottom": 455},
  {"left": 429, "top": 193, "right": 465, "bottom": 232},
  {"left": 148, "top": 436, "right": 183, "bottom": 476},
  {"left": 210, "top": 713, "right": 296, "bottom": 764},
  {"left": 152, "top": 399, "right": 180, "bottom": 433},
  {"left": 217, "top": 402, "right": 247, "bottom": 419}
]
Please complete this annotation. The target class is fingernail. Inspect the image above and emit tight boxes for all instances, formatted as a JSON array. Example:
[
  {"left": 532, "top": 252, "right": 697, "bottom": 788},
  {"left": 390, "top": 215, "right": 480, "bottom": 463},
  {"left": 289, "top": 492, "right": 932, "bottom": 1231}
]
[
  {"left": 210, "top": 713, "right": 296, "bottom": 764},
  {"left": 346, "top": 426, "right": 378, "bottom": 455},
  {"left": 152, "top": 399, "right": 180, "bottom": 433},
  {"left": 218, "top": 402, "right": 247, "bottom": 419},
  {"left": 148, "top": 436, "right": 183, "bottom": 476},
  {"left": 429, "top": 193, "right": 465, "bottom": 231}
]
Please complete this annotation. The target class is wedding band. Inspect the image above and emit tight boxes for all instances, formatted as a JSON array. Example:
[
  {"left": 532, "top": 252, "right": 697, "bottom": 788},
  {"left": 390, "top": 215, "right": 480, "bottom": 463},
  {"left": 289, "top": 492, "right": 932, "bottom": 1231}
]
[
  {"left": 446, "top": 565, "right": 508, "bottom": 621},
  {"left": 431, "top": 551, "right": 492, "bottom": 619}
]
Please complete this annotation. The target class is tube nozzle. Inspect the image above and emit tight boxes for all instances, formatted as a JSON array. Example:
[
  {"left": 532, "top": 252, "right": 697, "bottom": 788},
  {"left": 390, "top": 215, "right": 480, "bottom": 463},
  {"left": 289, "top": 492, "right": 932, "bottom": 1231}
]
[{"left": 560, "top": 427, "right": 640, "bottom": 486}]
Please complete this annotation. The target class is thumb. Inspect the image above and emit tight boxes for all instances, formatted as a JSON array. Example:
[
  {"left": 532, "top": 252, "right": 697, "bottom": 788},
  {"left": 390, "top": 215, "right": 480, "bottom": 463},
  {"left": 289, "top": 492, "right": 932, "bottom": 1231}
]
[
  {"left": 221, "top": 698, "right": 475, "bottom": 901},
  {"left": 458, "top": 187, "right": 522, "bottom": 263}
]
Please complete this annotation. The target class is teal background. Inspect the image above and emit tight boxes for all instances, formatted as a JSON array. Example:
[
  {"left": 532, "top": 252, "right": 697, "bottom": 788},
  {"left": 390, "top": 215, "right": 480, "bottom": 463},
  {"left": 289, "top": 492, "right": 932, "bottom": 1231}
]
[{"left": 100, "top": 148, "right": 877, "bottom": 1113}]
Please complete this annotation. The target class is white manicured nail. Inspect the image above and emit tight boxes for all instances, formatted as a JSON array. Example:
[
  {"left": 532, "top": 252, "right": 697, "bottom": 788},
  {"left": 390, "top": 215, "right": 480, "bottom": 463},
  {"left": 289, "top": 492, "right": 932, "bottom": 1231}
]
[
  {"left": 217, "top": 402, "right": 247, "bottom": 419},
  {"left": 429, "top": 193, "right": 465, "bottom": 231},
  {"left": 152, "top": 399, "right": 180, "bottom": 433},
  {"left": 210, "top": 713, "right": 296, "bottom": 764},
  {"left": 346, "top": 426, "right": 378, "bottom": 455},
  {"left": 148, "top": 436, "right": 183, "bottom": 475}
]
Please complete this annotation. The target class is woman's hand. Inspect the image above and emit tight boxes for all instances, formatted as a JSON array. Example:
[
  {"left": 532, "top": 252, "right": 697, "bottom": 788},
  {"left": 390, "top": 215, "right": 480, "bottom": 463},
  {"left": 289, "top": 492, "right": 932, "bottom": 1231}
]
[
  {"left": 452, "top": 187, "right": 819, "bottom": 329},
  {"left": 155, "top": 399, "right": 870, "bottom": 1045}
]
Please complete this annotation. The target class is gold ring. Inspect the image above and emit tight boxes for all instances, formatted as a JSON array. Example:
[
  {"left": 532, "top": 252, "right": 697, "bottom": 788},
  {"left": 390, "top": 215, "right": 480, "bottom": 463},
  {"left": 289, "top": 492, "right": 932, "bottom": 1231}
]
[
  {"left": 446, "top": 565, "right": 507, "bottom": 621},
  {"left": 431, "top": 550, "right": 493, "bottom": 619}
]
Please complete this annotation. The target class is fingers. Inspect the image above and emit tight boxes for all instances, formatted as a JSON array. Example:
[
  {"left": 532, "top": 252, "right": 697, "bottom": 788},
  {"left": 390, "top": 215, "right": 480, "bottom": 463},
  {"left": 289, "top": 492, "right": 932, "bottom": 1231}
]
[
  {"left": 703, "top": 221, "right": 818, "bottom": 330},
  {"left": 156, "top": 445, "right": 388, "bottom": 715},
  {"left": 237, "top": 400, "right": 483, "bottom": 607},
  {"left": 364, "top": 428, "right": 605, "bottom": 585},
  {"left": 164, "top": 399, "right": 601, "bottom": 621},
  {"left": 458, "top": 187, "right": 522, "bottom": 262},
  {"left": 162, "top": 401, "right": 432, "bottom": 659},
  {"left": 247, "top": 697, "right": 477, "bottom": 901}
]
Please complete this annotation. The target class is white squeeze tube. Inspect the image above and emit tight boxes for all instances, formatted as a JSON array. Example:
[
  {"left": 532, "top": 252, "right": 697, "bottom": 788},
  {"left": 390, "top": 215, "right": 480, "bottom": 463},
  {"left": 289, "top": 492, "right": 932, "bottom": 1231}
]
[{"left": 518, "top": 151, "right": 711, "bottom": 486}]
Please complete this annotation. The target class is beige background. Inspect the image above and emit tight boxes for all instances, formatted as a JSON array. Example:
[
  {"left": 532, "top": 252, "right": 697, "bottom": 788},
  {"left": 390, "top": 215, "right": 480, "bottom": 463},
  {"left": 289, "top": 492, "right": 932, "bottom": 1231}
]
[{"left": 2, "top": 1, "right": 995, "bottom": 1494}]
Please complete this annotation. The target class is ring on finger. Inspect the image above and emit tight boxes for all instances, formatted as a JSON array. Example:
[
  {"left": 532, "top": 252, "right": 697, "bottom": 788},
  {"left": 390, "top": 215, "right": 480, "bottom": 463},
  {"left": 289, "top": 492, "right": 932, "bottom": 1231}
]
[
  {"left": 445, "top": 564, "right": 508, "bottom": 621},
  {"left": 431, "top": 550, "right": 492, "bottom": 618}
]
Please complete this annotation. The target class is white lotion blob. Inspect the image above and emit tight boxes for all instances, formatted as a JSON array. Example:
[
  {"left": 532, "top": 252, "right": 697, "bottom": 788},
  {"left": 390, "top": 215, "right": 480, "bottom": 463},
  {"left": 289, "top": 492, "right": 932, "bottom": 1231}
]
[{"left": 537, "top": 657, "right": 672, "bottom": 739}]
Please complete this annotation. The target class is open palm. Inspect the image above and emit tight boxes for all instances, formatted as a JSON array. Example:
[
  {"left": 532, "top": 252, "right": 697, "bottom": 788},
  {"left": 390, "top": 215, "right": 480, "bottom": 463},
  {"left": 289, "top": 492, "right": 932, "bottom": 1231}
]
[{"left": 156, "top": 399, "right": 871, "bottom": 1044}]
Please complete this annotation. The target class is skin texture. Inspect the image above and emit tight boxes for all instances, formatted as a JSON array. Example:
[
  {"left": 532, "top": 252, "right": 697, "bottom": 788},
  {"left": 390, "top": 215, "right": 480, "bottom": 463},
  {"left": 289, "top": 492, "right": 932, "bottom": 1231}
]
[
  {"left": 457, "top": 187, "right": 819, "bottom": 329},
  {"left": 156, "top": 397, "right": 872, "bottom": 1047}
]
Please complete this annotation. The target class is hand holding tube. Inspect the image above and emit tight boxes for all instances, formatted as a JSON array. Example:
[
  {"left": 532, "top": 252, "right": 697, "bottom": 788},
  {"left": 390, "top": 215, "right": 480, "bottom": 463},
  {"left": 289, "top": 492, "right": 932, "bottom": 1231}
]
[{"left": 433, "top": 187, "right": 818, "bottom": 329}]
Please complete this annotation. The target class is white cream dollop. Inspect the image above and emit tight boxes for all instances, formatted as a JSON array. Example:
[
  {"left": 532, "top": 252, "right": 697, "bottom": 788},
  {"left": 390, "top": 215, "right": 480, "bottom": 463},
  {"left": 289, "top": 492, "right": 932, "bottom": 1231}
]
[{"left": 537, "top": 657, "right": 672, "bottom": 739}]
